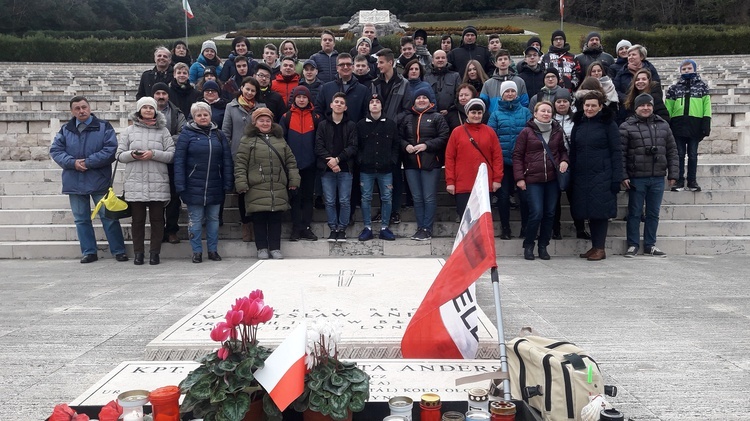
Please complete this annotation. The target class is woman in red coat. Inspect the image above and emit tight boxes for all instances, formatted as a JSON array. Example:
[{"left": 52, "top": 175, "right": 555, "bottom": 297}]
[
  {"left": 513, "top": 101, "right": 569, "bottom": 261},
  {"left": 445, "top": 98, "right": 504, "bottom": 218}
]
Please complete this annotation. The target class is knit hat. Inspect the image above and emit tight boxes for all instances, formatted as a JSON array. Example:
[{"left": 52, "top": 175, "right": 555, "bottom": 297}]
[
  {"left": 202, "top": 80, "right": 220, "bottom": 92},
  {"left": 634, "top": 93, "right": 654, "bottom": 108},
  {"left": 551, "top": 30, "right": 566, "bottom": 43},
  {"left": 356, "top": 36, "right": 372, "bottom": 49},
  {"left": 524, "top": 45, "right": 541, "bottom": 56},
  {"left": 414, "top": 29, "right": 428, "bottom": 42},
  {"left": 544, "top": 67, "right": 560, "bottom": 80},
  {"left": 303, "top": 59, "right": 317, "bottom": 69},
  {"left": 201, "top": 40, "right": 217, "bottom": 54},
  {"left": 369, "top": 93, "right": 383, "bottom": 105},
  {"left": 681, "top": 59, "right": 698, "bottom": 73},
  {"left": 555, "top": 89, "right": 572, "bottom": 103},
  {"left": 462, "top": 26, "right": 478, "bottom": 37},
  {"left": 527, "top": 36, "right": 542, "bottom": 49},
  {"left": 500, "top": 81, "right": 517, "bottom": 97},
  {"left": 413, "top": 87, "right": 433, "bottom": 102},
  {"left": 291, "top": 85, "right": 312, "bottom": 103},
  {"left": 464, "top": 98, "right": 485, "bottom": 114},
  {"left": 585, "top": 32, "right": 602, "bottom": 45},
  {"left": 616, "top": 39, "right": 632, "bottom": 52},
  {"left": 203, "top": 66, "right": 218, "bottom": 78},
  {"left": 136, "top": 96, "right": 157, "bottom": 112},
  {"left": 151, "top": 82, "right": 170, "bottom": 96},
  {"left": 252, "top": 107, "right": 274, "bottom": 122}
]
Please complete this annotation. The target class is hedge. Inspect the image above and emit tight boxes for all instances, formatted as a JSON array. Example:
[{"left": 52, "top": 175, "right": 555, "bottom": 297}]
[{"left": 602, "top": 27, "right": 750, "bottom": 56}]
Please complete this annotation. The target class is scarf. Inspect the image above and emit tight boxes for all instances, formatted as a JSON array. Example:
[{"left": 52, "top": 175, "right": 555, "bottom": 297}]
[
  {"left": 238, "top": 95, "right": 255, "bottom": 112},
  {"left": 140, "top": 117, "right": 157, "bottom": 126},
  {"left": 534, "top": 119, "right": 552, "bottom": 142},
  {"left": 600, "top": 77, "right": 619, "bottom": 104}
]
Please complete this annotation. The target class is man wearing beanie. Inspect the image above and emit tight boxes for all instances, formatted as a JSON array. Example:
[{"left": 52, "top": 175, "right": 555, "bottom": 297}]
[
  {"left": 665, "top": 59, "right": 712, "bottom": 192},
  {"left": 189, "top": 40, "right": 223, "bottom": 85},
  {"left": 528, "top": 67, "right": 568, "bottom": 111},
  {"left": 137, "top": 46, "right": 174, "bottom": 100},
  {"left": 349, "top": 23, "right": 383, "bottom": 56},
  {"left": 447, "top": 25, "right": 493, "bottom": 77},
  {"left": 542, "top": 30, "right": 579, "bottom": 91},
  {"left": 610, "top": 39, "right": 632, "bottom": 75},
  {"left": 620, "top": 93, "right": 678, "bottom": 257},
  {"left": 517, "top": 45, "right": 546, "bottom": 99},
  {"left": 574, "top": 31, "right": 615, "bottom": 84}
]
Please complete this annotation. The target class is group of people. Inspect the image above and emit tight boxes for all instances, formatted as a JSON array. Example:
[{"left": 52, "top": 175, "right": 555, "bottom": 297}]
[{"left": 50, "top": 25, "right": 711, "bottom": 263}]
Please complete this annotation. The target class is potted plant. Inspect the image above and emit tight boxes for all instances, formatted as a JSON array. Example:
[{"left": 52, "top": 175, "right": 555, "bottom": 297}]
[
  {"left": 293, "top": 320, "right": 370, "bottom": 421},
  {"left": 179, "top": 290, "right": 283, "bottom": 421}
]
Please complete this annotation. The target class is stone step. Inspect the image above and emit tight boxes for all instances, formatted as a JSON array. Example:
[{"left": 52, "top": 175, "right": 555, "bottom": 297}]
[
  {"left": 3, "top": 219, "right": 749, "bottom": 242},
  {"left": 2, "top": 235, "right": 749, "bottom": 259}
]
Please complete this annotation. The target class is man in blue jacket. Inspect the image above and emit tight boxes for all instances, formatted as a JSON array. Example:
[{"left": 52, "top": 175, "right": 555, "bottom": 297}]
[{"left": 49, "top": 96, "right": 128, "bottom": 263}]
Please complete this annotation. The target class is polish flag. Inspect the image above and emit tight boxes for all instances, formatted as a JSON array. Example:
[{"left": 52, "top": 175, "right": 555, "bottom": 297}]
[
  {"left": 182, "top": 0, "right": 194, "bottom": 19},
  {"left": 560, "top": 0, "right": 564, "bottom": 17},
  {"left": 253, "top": 323, "right": 307, "bottom": 411},
  {"left": 401, "top": 163, "right": 497, "bottom": 359}
]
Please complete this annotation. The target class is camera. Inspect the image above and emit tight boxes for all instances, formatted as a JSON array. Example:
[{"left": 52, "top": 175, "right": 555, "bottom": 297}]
[{"left": 645, "top": 146, "right": 658, "bottom": 155}]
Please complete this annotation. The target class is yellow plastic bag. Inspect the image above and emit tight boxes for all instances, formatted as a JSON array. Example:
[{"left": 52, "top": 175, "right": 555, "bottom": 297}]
[{"left": 91, "top": 187, "right": 130, "bottom": 219}]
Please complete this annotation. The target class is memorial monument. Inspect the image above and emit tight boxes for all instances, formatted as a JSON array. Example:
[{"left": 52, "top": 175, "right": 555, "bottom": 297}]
[{"left": 344, "top": 9, "right": 406, "bottom": 37}]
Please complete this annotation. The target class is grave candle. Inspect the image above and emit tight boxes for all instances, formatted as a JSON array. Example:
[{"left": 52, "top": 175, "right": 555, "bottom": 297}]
[{"left": 420, "top": 393, "right": 442, "bottom": 421}]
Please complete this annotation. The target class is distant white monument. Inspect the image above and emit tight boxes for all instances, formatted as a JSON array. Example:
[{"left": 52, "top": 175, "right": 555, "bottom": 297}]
[{"left": 344, "top": 9, "right": 406, "bottom": 36}]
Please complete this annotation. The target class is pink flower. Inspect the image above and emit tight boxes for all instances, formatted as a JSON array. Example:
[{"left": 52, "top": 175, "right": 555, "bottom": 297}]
[
  {"left": 244, "top": 298, "right": 274, "bottom": 325},
  {"left": 210, "top": 322, "right": 232, "bottom": 342},
  {"left": 217, "top": 347, "right": 230, "bottom": 360},
  {"left": 249, "top": 290, "right": 264, "bottom": 300},
  {"left": 225, "top": 310, "right": 243, "bottom": 328}
]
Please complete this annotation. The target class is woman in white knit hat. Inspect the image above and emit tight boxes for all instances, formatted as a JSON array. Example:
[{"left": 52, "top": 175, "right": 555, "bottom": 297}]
[{"left": 189, "top": 40, "right": 223, "bottom": 84}]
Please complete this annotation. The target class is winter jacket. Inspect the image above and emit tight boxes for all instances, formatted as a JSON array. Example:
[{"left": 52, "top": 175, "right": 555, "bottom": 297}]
[
  {"left": 665, "top": 75, "right": 712, "bottom": 140},
  {"left": 137, "top": 65, "right": 174, "bottom": 100},
  {"left": 116, "top": 112, "right": 175, "bottom": 202},
  {"left": 280, "top": 103, "right": 322, "bottom": 171},
  {"left": 371, "top": 73, "right": 413, "bottom": 125},
  {"left": 219, "top": 52, "right": 257, "bottom": 82},
  {"left": 528, "top": 85, "right": 569, "bottom": 112},
  {"left": 425, "top": 66, "right": 462, "bottom": 112},
  {"left": 271, "top": 72, "right": 300, "bottom": 107},
  {"left": 480, "top": 72, "right": 529, "bottom": 114},
  {"left": 309, "top": 49, "right": 339, "bottom": 84},
  {"left": 50, "top": 115, "right": 118, "bottom": 195},
  {"left": 516, "top": 61, "right": 546, "bottom": 99},
  {"left": 445, "top": 99, "right": 489, "bottom": 132},
  {"left": 222, "top": 97, "right": 264, "bottom": 157},
  {"left": 349, "top": 37, "right": 383, "bottom": 56},
  {"left": 400, "top": 104, "right": 450, "bottom": 171},
  {"left": 488, "top": 98, "right": 533, "bottom": 166},
  {"left": 407, "top": 79, "right": 437, "bottom": 104},
  {"left": 234, "top": 123, "right": 300, "bottom": 213},
  {"left": 356, "top": 114, "right": 400, "bottom": 173},
  {"left": 610, "top": 56, "right": 627, "bottom": 76},
  {"left": 569, "top": 107, "right": 623, "bottom": 220},
  {"left": 161, "top": 102, "right": 187, "bottom": 142},
  {"left": 613, "top": 60, "right": 661, "bottom": 96},
  {"left": 444, "top": 122, "right": 504, "bottom": 194},
  {"left": 257, "top": 88, "right": 287, "bottom": 123},
  {"left": 189, "top": 53, "right": 223, "bottom": 85},
  {"left": 174, "top": 121, "right": 234, "bottom": 206},
  {"left": 199, "top": 98, "right": 227, "bottom": 130},
  {"left": 355, "top": 71, "right": 376, "bottom": 90},
  {"left": 168, "top": 79, "right": 201, "bottom": 119},
  {"left": 574, "top": 47, "right": 615, "bottom": 83},
  {"left": 542, "top": 45, "right": 579, "bottom": 91},
  {"left": 299, "top": 78, "right": 324, "bottom": 106},
  {"left": 315, "top": 77, "right": 370, "bottom": 123},
  {"left": 553, "top": 113, "right": 574, "bottom": 151},
  {"left": 447, "top": 42, "right": 493, "bottom": 77},
  {"left": 621, "top": 86, "right": 670, "bottom": 124},
  {"left": 619, "top": 113, "right": 678, "bottom": 180},
  {"left": 512, "top": 119, "right": 569, "bottom": 184},
  {"left": 315, "top": 113, "right": 358, "bottom": 172}
]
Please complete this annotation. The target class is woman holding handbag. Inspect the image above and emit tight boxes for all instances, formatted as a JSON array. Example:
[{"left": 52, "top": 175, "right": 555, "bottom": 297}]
[
  {"left": 234, "top": 108, "right": 300, "bottom": 260},
  {"left": 116, "top": 97, "right": 174, "bottom": 265},
  {"left": 513, "top": 101, "right": 569, "bottom": 261}
]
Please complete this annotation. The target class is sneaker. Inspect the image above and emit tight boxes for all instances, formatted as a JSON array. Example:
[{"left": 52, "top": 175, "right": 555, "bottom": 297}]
[
  {"left": 687, "top": 181, "right": 701, "bottom": 192},
  {"left": 257, "top": 248, "right": 270, "bottom": 260},
  {"left": 327, "top": 231, "right": 338, "bottom": 242},
  {"left": 624, "top": 245, "right": 638, "bottom": 258},
  {"left": 337, "top": 230, "right": 347, "bottom": 242},
  {"left": 373, "top": 212, "right": 382, "bottom": 223},
  {"left": 671, "top": 180, "right": 685, "bottom": 192},
  {"left": 379, "top": 227, "right": 396, "bottom": 241},
  {"left": 290, "top": 230, "right": 300, "bottom": 242},
  {"left": 358, "top": 227, "right": 374, "bottom": 241},
  {"left": 413, "top": 228, "right": 431, "bottom": 241},
  {"left": 390, "top": 212, "right": 401, "bottom": 225},
  {"left": 300, "top": 227, "right": 318, "bottom": 241},
  {"left": 644, "top": 246, "right": 667, "bottom": 257},
  {"left": 270, "top": 249, "right": 284, "bottom": 259}
]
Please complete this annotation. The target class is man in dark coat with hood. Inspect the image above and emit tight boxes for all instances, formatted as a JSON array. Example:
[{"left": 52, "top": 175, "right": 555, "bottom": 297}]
[
  {"left": 574, "top": 32, "right": 615, "bottom": 83},
  {"left": 447, "top": 26, "right": 493, "bottom": 77}
]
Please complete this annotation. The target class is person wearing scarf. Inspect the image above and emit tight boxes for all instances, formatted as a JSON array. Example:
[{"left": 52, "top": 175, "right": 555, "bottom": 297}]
[
  {"left": 116, "top": 97, "right": 175, "bottom": 265},
  {"left": 189, "top": 40, "right": 223, "bottom": 85}
]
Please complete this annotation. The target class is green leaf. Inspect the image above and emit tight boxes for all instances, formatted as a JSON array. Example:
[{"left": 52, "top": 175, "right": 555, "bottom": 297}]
[
  {"left": 235, "top": 357, "right": 258, "bottom": 380},
  {"left": 349, "top": 394, "right": 366, "bottom": 412},
  {"left": 180, "top": 366, "right": 211, "bottom": 391},
  {"left": 330, "top": 372, "right": 346, "bottom": 387},
  {"left": 308, "top": 378, "right": 324, "bottom": 391},
  {"left": 322, "top": 376, "right": 350, "bottom": 396},
  {"left": 218, "top": 359, "right": 239, "bottom": 372},
  {"left": 345, "top": 368, "right": 368, "bottom": 383},
  {"left": 179, "top": 392, "right": 201, "bottom": 413},
  {"left": 189, "top": 376, "right": 215, "bottom": 400},
  {"left": 209, "top": 386, "right": 227, "bottom": 404},
  {"left": 220, "top": 393, "right": 251, "bottom": 421},
  {"left": 309, "top": 392, "right": 326, "bottom": 408},
  {"left": 331, "top": 409, "right": 349, "bottom": 421},
  {"left": 263, "top": 393, "right": 284, "bottom": 420},
  {"left": 329, "top": 392, "right": 351, "bottom": 412},
  {"left": 350, "top": 380, "right": 369, "bottom": 393}
]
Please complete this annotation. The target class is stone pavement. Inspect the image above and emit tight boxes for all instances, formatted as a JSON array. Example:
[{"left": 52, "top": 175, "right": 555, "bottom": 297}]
[{"left": 1, "top": 255, "right": 748, "bottom": 420}]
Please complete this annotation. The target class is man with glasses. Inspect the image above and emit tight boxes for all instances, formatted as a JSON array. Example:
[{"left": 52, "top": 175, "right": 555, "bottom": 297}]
[
  {"left": 315, "top": 53, "right": 369, "bottom": 123},
  {"left": 517, "top": 45, "right": 546, "bottom": 99},
  {"left": 309, "top": 30, "right": 339, "bottom": 83},
  {"left": 542, "top": 30, "right": 579, "bottom": 92},
  {"left": 254, "top": 63, "right": 287, "bottom": 122}
]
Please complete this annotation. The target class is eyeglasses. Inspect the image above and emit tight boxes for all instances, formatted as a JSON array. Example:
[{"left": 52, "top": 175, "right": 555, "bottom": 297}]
[
  {"left": 255, "top": 73, "right": 270, "bottom": 79},
  {"left": 337, "top": 63, "right": 353, "bottom": 67}
]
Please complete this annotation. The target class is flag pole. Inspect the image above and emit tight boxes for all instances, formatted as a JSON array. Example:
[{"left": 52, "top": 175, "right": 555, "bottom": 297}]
[
  {"left": 490, "top": 266, "right": 512, "bottom": 401},
  {"left": 184, "top": 12, "right": 189, "bottom": 49}
]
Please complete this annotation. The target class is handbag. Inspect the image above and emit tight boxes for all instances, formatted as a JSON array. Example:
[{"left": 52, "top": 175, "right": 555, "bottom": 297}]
[
  {"left": 91, "top": 161, "right": 131, "bottom": 220},
  {"left": 537, "top": 133, "right": 570, "bottom": 191}
]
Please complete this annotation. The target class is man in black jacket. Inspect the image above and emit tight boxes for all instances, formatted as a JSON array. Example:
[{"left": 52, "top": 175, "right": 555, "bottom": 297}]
[
  {"left": 620, "top": 93, "right": 678, "bottom": 258},
  {"left": 137, "top": 47, "right": 173, "bottom": 100},
  {"left": 447, "top": 26, "right": 492, "bottom": 77},
  {"left": 254, "top": 63, "right": 287, "bottom": 123}
]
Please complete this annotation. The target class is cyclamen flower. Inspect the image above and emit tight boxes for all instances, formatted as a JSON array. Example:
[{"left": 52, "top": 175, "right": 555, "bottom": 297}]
[
  {"left": 210, "top": 322, "right": 232, "bottom": 343},
  {"left": 249, "top": 289, "right": 264, "bottom": 300},
  {"left": 244, "top": 298, "right": 274, "bottom": 325},
  {"left": 225, "top": 309, "right": 243, "bottom": 328},
  {"left": 217, "top": 347, "right": 231, "bottom": 360}
]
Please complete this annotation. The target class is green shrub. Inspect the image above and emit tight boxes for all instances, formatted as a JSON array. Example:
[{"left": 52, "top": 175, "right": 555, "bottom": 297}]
[
  {"left": 299, "top": 19, "right": 312, "bottom": 28},
  {"left": 272, "top": 21, "right": 288, "bottom": 30},
  {"left": 603, "top": 26, "right": 750, "bottom": 56},
  {"left": 319, "top": 16, "right": 348, "bottom": 26}
]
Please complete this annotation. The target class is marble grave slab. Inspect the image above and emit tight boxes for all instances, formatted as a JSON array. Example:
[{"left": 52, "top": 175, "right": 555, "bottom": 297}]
[
  {"left": 72, "top": 359, "right": 504, "bottom": 406},
  {"left": 146, "top": 259, "right": 499, "bottom": 360}
]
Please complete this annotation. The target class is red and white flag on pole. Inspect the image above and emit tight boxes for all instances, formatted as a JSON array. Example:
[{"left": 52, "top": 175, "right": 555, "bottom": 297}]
[
  {"left": 560, "top": 0, "right": 565, "bottom": 18},
  {"left": 182, "top": 0, "right": 194, "bottom": 19},
  {"left": 401, "top": 163, "right": 497, "bottom": 359},
  {"left": 253, "top": 323, "right": 307, "bottom": 411}
]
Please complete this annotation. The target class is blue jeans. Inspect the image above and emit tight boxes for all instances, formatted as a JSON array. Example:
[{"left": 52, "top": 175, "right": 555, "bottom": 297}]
[
  {"left": 69, "top": 193, "right": 126, "bottom": 256},
  {"left": 405, "top": 168, "right": 440, "bottom": 231},
  {"left": 675, "top": 136, "right": 699, "bottom": 183},
  {"left": 522, "top": 181, "right": 559, "bottom": 248},
  {"left": 186, "top": 204, "right": 220, "bottom": 253},
  {"left": 360, "top": 172, "right": 393, "bottom": 229},
  {"left": 321, "top": 171, "right": 352, "bottom": 230},
  {"left": 627, "top": 177, "right": 665, "bottom": 250}
]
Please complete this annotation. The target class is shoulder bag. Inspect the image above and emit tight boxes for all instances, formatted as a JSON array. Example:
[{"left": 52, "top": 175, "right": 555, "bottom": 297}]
[
  {"left": 92, "top": 160, "right": 131, "bottom": 220},
  {"left": 537, "top": 133, "right": 570, "bottom": 191},
  {"left": 258, "top": 135, "right": 290, "bottom": 189}
]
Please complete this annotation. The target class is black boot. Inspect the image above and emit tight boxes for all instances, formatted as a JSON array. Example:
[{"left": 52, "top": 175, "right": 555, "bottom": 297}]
[
  {"left": 524, "top": 245, "right": 535, "bottom": 261},
  {"left": 149, "top": 252, "right": 160, "bottom": 265},
  {"left": 538, "top": 246, "right": 551, "bottom": 260},
  {"left": 499, "top": 227, "right": 512, "bottom": 240},
  {"left": 133, "top": 253, "right": 145, "bottom": 265}
]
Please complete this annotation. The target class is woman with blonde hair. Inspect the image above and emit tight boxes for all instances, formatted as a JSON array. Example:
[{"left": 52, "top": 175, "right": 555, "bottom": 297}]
[{"left": 462, "top": 59, "right": 489, "bottom": 93}]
